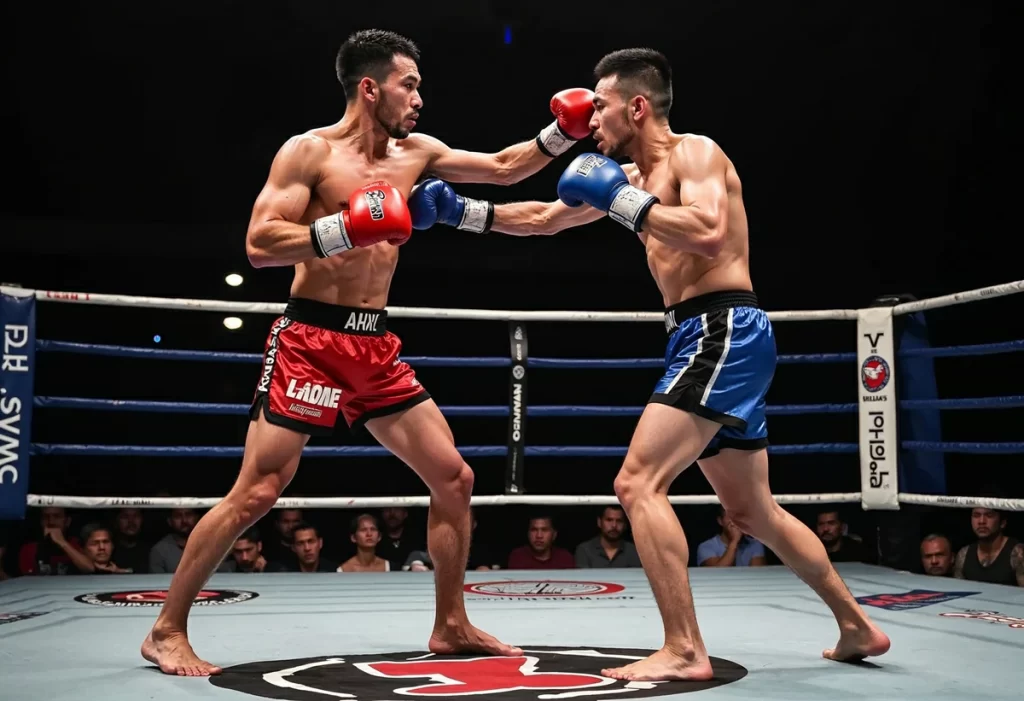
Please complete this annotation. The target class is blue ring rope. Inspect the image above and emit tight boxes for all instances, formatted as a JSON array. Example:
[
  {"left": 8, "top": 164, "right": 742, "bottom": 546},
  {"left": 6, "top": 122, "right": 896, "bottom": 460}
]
[
  {"left": 33, "top": 396, "right": 1024, "bottom": 415},
  {"left": 28, "top": 441, "right": 1024, "bottom": 457},
  {"left": 36, "top": 338, "right": 1024, "bottom": 366},
  {"left": 29, "top": 443, "right": 859, "bottom": 457}
]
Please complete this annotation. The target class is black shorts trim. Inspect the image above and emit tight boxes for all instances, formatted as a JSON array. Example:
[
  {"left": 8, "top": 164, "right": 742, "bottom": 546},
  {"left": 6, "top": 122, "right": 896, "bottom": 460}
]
[
  {"left": 664, "top": 289, "right": 758, "bottom": 334},
  {"left": 648, "top": 392, "right": 747, "bottom": 430},
  {"left": 698, "top": 437, "right": 770, "bottom": 460},
  {"left": 249, "top": 393, "right": 338, "bottom": 437},
  {"left": 284, "top": 297, "right": 388, "bottom": 336},
  {"left": 349, "top": 391, "right": 432, "bottom": 433}
]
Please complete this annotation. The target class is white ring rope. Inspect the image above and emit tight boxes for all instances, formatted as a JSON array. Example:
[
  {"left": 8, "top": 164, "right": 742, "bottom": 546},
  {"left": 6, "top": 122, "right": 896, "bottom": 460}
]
[
  {"left": 10, "top": 277, "right": 1024, "bottom": 513},
  {"left": 27, "top": 493, "right": 864, "bottom": 509}
]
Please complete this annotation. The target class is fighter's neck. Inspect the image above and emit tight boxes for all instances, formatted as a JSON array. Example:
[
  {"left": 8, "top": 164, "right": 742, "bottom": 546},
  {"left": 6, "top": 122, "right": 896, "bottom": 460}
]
[
  {"left": 627, "top": 124, "right": 676, "bottom": 176},
  {"left": 334, "top": 110, "right": 392, "bottom": 160}
]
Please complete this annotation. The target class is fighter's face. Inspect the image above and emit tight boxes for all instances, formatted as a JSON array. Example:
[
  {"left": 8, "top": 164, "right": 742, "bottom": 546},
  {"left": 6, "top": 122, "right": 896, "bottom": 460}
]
[
  {"left": 590, "top": 77, "right": 635, "bottom": 159},
  {"left": 375, "top": 55, "right": 422, "bottom": 139}
]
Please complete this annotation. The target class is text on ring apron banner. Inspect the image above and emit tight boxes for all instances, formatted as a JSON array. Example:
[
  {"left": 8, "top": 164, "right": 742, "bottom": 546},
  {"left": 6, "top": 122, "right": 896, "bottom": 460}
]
[
  {"left": 506, "top": 321, "right": 527, "bottom": 494},
  {"left": 0, "top": 287, "right": 35, "bottom": 520},
  {"left": 857, "top": 305, "right": 899, "bottom": 510}
]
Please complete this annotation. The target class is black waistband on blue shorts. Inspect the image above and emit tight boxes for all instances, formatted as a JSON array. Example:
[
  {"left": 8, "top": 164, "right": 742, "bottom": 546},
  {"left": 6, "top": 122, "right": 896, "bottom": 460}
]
[
  {"left": 284, "top": 297, "right": 388, "bottom": 336},
  {"left": 664, "top": 290, "right": 759, "bottom": 334}
]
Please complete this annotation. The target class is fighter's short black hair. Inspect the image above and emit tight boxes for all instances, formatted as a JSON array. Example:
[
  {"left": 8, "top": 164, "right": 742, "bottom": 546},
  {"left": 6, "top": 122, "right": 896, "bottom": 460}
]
[
  {"left": 336, "top": 29, "right": 420, "bottom": 101},
  {"left": 594, "top": 48, "right": 672, "bottom": 118}
]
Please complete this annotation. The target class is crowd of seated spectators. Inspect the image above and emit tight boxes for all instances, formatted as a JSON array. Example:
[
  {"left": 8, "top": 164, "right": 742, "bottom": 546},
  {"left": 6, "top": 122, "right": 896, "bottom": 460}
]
[{"left": 1, "top": 503, "right": 1020, "bottom": 587}]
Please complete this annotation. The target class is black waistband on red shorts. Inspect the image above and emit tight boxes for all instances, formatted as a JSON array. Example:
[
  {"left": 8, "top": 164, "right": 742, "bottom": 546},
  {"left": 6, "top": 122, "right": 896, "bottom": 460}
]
[
  {"left": 664, "top": 290, "right": 759, "bottom": 334},
  {"left": 284, "top": 297, "right": 388, "bottom": 336}
]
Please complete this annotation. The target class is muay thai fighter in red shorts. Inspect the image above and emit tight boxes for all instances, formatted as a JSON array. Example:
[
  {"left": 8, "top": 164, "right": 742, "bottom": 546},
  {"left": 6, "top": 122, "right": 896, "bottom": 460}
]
[{"left": 141, "top": 29, "right": 595, "bottom": 676}]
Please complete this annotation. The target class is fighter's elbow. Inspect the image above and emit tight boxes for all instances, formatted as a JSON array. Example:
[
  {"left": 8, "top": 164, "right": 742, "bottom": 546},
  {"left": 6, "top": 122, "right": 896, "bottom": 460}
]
[{"left": 245, "top": 232, "right": 273, "bottom": 269}]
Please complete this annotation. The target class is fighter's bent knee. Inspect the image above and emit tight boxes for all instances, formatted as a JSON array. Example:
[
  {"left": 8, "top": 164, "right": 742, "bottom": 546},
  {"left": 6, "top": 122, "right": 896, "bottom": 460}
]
[
  {"left": 431, "top": 461, "right": 474, "bottom": 507},
  {"left": 613, "top": 455, "right": 661, "bottom": 509},
  {"left": 230, "top": 482, "right": 281, "bottom": 525}
]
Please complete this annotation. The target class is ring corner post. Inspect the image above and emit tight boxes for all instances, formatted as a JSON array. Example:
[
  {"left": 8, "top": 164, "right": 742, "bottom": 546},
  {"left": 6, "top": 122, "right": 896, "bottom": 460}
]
[
  {"left": 506, "top": 321, "right": 527, "bottom": 495},
  {"left": 856, "top": 299, "right": 900, "bottom": 513},
  {"left": 0, "top": 286, "right": 36, "bottom": 521}
]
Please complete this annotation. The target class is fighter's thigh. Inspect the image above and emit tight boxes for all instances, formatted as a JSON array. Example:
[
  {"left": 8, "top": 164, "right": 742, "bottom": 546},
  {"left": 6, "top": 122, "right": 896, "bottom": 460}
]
[
  {"left": 697, "top": 447, "right": 773, "bottom": 518},
  {"left": 364, "top": 398, "right": 465, "bottom": 487},
  {"left": 231, "top": 412, "right": 309, "bottom": 498},
  {"left": 619, "top": 403, "right": 722, "bottom": 489}
]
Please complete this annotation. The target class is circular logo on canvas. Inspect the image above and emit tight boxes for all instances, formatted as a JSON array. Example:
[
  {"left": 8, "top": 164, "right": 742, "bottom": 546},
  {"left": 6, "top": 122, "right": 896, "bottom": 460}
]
[
  {"left": 74, "top": 589, "right": 258, "bottom": 607},
  {"left": 210, "top": 647, "right": 747, "bottom": 700},
  {"left": 861, "top": 355, "right": 890, "bottom": 392},
  {"left": 465, "top": 580, "right": 625, "bottom": 597}
]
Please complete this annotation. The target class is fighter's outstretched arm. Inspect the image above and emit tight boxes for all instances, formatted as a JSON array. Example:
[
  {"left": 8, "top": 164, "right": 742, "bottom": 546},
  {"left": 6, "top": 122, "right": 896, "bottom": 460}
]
[
  {"left": 489, "top": 199, "right": 606, "bottom": 236},
  {"left": 412, "top": 89, "right": 595, "bottom": 186}
]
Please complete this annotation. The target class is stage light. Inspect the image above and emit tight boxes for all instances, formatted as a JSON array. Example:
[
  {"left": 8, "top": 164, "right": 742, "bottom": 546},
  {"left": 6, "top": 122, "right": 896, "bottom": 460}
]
[
  {"left": 225, "top": 273, "right": 244, "bottom": 287},
  {"left": 153, "top": 335, "right": 162, "bottom": 343},
  {"left": 504, "top": 26, "right": 512, "bottom": 44},
  {"left": 223, "top": 316, "right": 243, "bottom": 330}
]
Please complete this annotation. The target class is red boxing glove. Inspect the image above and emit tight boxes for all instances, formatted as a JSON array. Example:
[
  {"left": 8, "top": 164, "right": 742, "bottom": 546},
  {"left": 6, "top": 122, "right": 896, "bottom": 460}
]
[
  {"left": 536, "top": 88, "right": 595, "bottom": 158},
  {"left": 310, "top": 181, "right": 412, "bottom": 257}
]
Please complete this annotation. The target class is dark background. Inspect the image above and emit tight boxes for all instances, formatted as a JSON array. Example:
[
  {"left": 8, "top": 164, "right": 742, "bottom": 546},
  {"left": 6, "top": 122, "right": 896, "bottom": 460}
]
[{"left": 1, "top": 2, "right": 1019, "bottom": 567}]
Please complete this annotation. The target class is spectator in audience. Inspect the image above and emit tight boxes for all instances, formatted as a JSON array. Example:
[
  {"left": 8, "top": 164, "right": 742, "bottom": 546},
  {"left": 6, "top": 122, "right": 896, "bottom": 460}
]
[
  {"left": 377, "top": 507, "right": 424, "bottom": 572},
  {"left": 288, "top": 521, "right": 338, "bottom": 573},
  {"left": 261, "top": 508, "right": 303, "bottom": 570},
  {"left": 112, "top": 508, "right": 150, "bottom": 574},
  {"left": 697, "top": 506, "right": 766, "bottom": 567},
  {"left": 81, "top": 523, "right": 133, "bottom": 574},
  {"left": 150, "top": 508, "right": 233, "bottom": 574},
  {"left": 954, "top": 508, "right": 1024, "bottom": 586},
  {"left": 575, "top": 506, "right": 641, "bottom": 568},
  {"left": 507, "top": 515, "right": 574, "bottom": 570},
  {"left": 815, "top": 510, "right": 871, "bottom": 563},
  {"left": 920, "top": 534, "right": 954, "bottom": 576},
  {"left": 18, "top": 507, "right": 85, "bottom": 576},
  {"left": 231, "top": 527, "right": 287, "bottom": 573},
  {"left": 340, "top": 514, "right": 391, "bottom": 572}
]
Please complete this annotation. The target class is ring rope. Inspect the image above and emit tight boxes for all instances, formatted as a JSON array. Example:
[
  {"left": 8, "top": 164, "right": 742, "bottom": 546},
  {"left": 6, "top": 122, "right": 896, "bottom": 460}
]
[
  {"left": 32, "top": 396, "right": 1024, "bottom": 415},
  {"left": 23, "top": 492, "right": 1024, "bottom": 511},
  {"left": 18, "top": 287, "right": 857, "bottom": 322},
  {"left": 24, "top": 492, "right": 865, "bottom": 509},
  {"left": 892, "top": 279, "right": 1024, "bottom": 315},
  {"left": 28, "top": 443, "right": 862, "bottom": 457}
]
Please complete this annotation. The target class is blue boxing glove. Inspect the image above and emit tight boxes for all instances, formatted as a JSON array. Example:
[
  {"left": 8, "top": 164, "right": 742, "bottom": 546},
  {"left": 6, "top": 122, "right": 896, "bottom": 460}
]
[
  {"left": 407, "top": 178, "right": 493, "bottom": 234},
  {"left": 557, "top": 153, "right": 659, "bottom": 233}
]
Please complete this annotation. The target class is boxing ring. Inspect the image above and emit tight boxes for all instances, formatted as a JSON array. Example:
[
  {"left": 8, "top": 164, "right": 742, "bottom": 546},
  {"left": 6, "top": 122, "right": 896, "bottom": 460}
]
[{"left": 2, "top": 279, "right": 1024, "bottom": 700}]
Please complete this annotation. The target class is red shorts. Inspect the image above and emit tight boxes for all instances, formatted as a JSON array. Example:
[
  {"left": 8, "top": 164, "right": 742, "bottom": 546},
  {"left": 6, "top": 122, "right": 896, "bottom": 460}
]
[{"left": 249, "top": 297, "right": 429, "bottom": 435}]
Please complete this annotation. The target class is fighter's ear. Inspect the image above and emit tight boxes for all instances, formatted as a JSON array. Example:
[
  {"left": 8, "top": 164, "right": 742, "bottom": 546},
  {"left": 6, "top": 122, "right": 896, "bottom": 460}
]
[
  {"left": 630, "top": 95, "right": 649, "bottom": 121},
  {"left": 359, "top": 76, "right": 379, "bottom": 102}
]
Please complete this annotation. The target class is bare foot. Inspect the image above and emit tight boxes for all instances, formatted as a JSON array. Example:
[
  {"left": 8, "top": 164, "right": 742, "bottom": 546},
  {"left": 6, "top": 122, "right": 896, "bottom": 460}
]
[
  {"left": 428, "top": 623, "right": 522, "bottom": 657},
  {"left": 823, "top": 622, "right": 891, "bottom": 663},
  {"left": 601, "top": 647, "right": 713, "bottom": 682},
  {"left": 141, "top": 629, "right": 223, "bottom": 676}
]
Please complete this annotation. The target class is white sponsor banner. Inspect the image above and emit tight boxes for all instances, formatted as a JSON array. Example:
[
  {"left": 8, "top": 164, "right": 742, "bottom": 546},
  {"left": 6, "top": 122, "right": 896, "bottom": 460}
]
[{"left": 857, "top": 307, "right": 899, "bottom": 510}]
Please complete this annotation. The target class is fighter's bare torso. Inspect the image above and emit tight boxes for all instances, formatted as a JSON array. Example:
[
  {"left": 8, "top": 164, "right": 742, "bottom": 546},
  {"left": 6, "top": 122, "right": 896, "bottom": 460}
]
[
  {"left": 625, "top": 134, "right": 753, "bottom": 307},
  {"left": 290, "top": 127, "right": 438, "bottom": 308}
]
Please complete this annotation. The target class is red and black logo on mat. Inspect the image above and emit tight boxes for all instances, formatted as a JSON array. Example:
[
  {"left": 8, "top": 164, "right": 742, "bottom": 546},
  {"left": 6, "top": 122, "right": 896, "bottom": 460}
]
[
  {"left": 210, "top": 647, "right": 747, "bottom": 700},
  {"left": 855, "top": 589, "right": 978, "bottom": 611},
  {"left": 464, "top": 580, "right": 631, "bottom": 600},
  {"left": 74, "top": 589, "right": 258, "bottom": 607}
]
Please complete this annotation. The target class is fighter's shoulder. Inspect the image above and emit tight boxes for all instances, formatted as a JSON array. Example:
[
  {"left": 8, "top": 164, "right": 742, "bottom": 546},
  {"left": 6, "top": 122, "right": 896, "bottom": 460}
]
[
  {"left": 274, "top": 131, "right": 333, "bottom": 172},
  {"left": 400, "top": 132, "right": 448, "bottom": 155},
  {"left": 674, "top": 133, "right": 723, "bottom": 162}
]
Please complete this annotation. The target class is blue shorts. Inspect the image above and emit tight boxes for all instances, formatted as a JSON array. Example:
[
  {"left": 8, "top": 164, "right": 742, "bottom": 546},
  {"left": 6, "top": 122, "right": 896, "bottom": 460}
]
[{"left": 651, "top": 290, "right": 776, "bottom": 459}]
